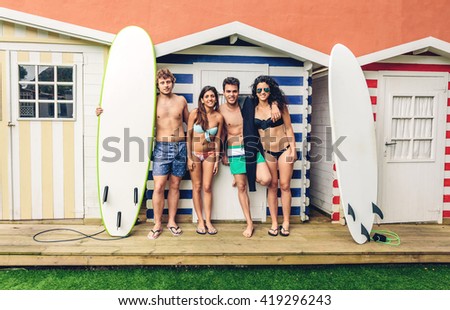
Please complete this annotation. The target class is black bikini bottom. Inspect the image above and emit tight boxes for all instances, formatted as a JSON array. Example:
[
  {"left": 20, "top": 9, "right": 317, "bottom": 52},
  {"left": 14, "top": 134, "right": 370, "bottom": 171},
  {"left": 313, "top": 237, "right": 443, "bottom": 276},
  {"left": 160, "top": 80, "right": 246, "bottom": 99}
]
[{"left": 264, "top": 145, "right": 290, "bottom": 160}]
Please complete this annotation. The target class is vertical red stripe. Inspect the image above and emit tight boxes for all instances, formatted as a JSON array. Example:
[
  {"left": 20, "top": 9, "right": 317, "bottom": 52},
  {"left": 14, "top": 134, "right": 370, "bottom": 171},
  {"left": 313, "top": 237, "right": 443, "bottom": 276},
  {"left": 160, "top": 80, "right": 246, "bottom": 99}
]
[
  {"left": 447, "top": 115, "right": 450, "bottom": 123},
  {"left": 366, "top": 79, "right": 378, "bottom": 88},
  {"left": 444, "top": 195, "right": 450, "bottom": 203},
  {"left": 447, "top": 131, "right": 450, "bottom": 139},
  {"left": 447, "top": 98, "right": 450, "bottom": 107},
  {"left": 444, "top": 179, "right": 450, "bottom": 187},
  {"left": 332, "top": 196, "right": 340, "bottom": 204},
  {"left": 443, "top": 210, "right": 450, "bottom": 218},
  {"left": 370, "top": 96, "right": 377, "bottom": 105},
  {"left": 373, "top": 113, "right": 377, "bottom": 121},
  {"left": 333, "top": 179, "right": 339, "bottom": 188},
  {"left": 362, "top": 63, "right": 450, "bottom": 72},
  {"left": 445, "top": 163, "right": 450, "bottom": 171},
  {"left": 332, "top": 212, "right": 340, "bottom": 221},
  {"left": 446, "top": 147, "right": 450, "bottom": 155},
  {"left": 448, "top": 82, "right": 450, "bottom": 90}
]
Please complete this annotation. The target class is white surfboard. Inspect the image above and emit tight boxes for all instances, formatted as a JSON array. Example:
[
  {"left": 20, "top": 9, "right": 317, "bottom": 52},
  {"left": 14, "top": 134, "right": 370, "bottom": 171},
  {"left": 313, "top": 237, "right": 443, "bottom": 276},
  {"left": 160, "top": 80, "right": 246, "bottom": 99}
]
[
  {"left": 328, "top": 44, "right": 383, "bottom": 244},
  {"left": 97, "top": 26, "right": 156, "bottom": 237}
]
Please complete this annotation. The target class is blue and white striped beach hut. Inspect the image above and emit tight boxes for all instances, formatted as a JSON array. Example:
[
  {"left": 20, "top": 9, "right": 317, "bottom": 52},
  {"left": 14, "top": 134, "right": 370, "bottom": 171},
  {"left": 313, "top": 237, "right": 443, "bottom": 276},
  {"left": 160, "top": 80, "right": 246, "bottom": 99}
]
[{"left": 146, "top": 22, "right": 328, "bottom": 223}]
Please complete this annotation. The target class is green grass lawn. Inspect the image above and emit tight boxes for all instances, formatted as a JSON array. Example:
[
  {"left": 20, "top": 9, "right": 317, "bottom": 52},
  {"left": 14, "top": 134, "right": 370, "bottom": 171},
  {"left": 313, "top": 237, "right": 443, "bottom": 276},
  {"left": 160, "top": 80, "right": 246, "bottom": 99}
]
[{"left": 1, "top": 264, "right": 449, "bottom": 290}]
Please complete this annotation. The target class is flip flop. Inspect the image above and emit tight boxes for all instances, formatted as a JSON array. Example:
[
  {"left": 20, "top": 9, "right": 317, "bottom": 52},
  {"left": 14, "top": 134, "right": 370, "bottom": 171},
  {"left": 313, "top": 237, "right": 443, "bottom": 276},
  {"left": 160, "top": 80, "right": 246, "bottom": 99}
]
[
  {"left": 280, "top": 225, "right": 290, "bottom": 237},
  {"left": 196, "top": 227, "right": 207, "bottom": 235},
  {"left": 167, "top": 226, "right": 182, "bottom": 236},
  {"left": 206, "top": 226, "right": 218, "bottom": 235},
  {"left": 147, "top": 229, "right": 162, "bottom": 240},
  {"left": 268, "top": 228, "right": 278, "bottom": 236}
]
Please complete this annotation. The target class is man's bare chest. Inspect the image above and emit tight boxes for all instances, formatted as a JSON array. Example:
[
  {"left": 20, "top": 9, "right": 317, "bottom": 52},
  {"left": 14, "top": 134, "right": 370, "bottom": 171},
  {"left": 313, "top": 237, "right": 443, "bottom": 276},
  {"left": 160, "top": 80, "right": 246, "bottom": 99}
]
[{"left": 157, "top": 105, "right": 182, "bottom": 119}]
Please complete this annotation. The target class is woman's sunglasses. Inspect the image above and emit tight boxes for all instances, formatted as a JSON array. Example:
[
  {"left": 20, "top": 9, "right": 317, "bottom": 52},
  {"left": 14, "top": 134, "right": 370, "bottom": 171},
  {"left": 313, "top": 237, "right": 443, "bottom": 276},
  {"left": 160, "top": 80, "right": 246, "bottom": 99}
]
[{"left": 256, "top": 87, "right": 270, "bottom": 93}]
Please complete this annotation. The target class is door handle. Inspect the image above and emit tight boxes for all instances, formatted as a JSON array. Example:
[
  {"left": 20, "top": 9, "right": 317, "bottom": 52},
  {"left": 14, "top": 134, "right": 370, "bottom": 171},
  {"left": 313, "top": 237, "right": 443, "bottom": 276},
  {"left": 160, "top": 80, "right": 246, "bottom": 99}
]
[
  {"left": 7, "top": 122, "right": 15, "bottom": 127},
  {"left": 385, "top": 141, "right": 397, "bottom": 146}
]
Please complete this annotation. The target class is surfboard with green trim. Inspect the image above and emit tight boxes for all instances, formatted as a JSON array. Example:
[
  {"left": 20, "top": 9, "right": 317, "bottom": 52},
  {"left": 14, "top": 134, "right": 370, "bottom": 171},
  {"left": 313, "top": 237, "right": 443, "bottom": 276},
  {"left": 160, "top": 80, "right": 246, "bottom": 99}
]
[
  {"left": 97, "top": 26, "right": 156, "bottom": 237},
  {"left": 328, "top": 44, "right": 383, "bottom": 244}
]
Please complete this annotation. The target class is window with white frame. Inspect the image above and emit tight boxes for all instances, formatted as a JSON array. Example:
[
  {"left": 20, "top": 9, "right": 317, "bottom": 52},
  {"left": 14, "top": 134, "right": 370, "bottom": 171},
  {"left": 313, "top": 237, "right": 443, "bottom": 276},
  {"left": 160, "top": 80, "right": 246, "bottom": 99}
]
[
  {"left": 389, "top": 95, "right": 435, "bottom": 161},
  {"left": 18, "top": 65, "right": 75, "bottom": 119}
]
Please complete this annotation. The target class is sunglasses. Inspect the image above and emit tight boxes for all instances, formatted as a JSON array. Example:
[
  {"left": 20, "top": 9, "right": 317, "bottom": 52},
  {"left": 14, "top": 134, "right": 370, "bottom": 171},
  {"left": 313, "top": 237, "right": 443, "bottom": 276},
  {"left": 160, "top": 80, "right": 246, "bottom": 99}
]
[{"left": 256, "top": 87, "right": 270, "bottom": 93}]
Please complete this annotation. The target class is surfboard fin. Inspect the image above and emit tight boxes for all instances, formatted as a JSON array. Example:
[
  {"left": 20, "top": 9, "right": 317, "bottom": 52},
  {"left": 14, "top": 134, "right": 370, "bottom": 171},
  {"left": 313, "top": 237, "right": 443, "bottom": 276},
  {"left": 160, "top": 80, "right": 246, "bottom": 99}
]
[
  {"left": 372, "top": 203, "right": 384, "bottom": 219},
  {"left": 361, "top": 224, "right": 370, "bottom": 242},
  {"left": 103, "top": 186, "right": 109, "bottom": 203},
  {"left": 134, "top": 187, "right": 138, "bottom": 205},
  {"left": 116, "top": 211, "right": 122, "bottom": 229},
  {"left": 347, "top": 204, "right": 356, "bottom": 222}
]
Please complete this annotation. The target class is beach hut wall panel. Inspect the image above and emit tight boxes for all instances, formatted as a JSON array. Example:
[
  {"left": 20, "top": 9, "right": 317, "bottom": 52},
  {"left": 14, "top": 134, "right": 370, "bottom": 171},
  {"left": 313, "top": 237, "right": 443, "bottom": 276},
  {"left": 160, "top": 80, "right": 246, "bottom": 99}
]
[
  {"left": 311, "top": 53, "right": 450, "bottom": 223},
  {"left": 146, "top": 39, "right": 311, "bottom": 221},
  {"left": 0, "top": 21, "right": 109, "bottom": 220},
  {"left": 309, "top": 74, "right": 335, "bottom": 216}
]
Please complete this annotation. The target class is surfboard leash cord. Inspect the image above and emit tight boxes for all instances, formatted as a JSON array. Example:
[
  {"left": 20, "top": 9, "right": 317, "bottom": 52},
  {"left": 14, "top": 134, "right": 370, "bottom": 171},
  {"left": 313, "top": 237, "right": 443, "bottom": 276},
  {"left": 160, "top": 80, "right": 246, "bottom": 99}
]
[
  {"left": 370, "top": 229, "right": 401, "bottom": 246},
  {"left": 32, "top": 228, "right": 129, "bottom": 243}
]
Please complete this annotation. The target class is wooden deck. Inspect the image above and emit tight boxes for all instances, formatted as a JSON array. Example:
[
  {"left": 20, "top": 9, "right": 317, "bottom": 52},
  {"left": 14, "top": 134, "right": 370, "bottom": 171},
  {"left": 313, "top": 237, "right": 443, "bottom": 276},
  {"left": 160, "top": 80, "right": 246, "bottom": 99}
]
[{"left": 1, "top": 213, "right": 449, "bottom": 266}]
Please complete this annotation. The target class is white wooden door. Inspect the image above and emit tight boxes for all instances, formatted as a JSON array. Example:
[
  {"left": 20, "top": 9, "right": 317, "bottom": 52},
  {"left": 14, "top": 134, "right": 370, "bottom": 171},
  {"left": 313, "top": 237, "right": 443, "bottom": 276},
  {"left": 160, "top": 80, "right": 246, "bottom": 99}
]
[
  {"left": 193, "top": 63, "right": 268, "bottom": 221},
  {"left": 378, "top": 72, "right": 447, "bottom": 223},
  {"left": 9, "top": 51, "right": 84, "bottom": 220}
]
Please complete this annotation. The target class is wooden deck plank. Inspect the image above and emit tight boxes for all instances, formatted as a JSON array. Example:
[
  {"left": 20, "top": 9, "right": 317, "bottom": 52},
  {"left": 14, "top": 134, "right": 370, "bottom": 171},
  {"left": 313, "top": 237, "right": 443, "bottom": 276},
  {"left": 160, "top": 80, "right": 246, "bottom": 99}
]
[{"left": 0, "top": 221, "right": 449, "bottom": 266}]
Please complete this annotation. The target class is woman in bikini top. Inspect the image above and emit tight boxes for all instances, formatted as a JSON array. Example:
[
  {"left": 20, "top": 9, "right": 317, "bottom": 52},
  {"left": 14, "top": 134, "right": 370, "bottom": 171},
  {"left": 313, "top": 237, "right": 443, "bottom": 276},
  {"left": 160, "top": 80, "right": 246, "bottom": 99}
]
[
  {"left": 251, "top": 75, "right": 297, "bottom": 238},
  {"left": 186, "top": 86, "right": 224, "bottom": 235}
]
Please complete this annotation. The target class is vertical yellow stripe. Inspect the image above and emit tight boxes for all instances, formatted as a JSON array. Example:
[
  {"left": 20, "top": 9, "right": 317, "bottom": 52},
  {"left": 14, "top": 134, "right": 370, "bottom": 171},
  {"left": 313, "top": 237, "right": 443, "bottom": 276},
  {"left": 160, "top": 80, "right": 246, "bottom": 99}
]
[
  {"left": 40, "top": 52, "right": 52, "bottom": 64},
  {"left": 25, "top": 27, "right": 38, "bottom": 39},
  {"left": 19, "top": 122, "right": 32, "bottom": 219},
  {"left": 0, "top": 60, "right": 2, "bottom": 121},
  {"left": 17, "top": 51, "right": 29, "bottom": 63},
  {"left": 63, "top": 122, "right": 75, "bottom": 218},
  {"left": 62, "top": 53, "right": 74, "bottom": 64},
  {"left": 47, "top": 31, "right": 60, "bottom": 41},
  {"left": 41, "top": 121, "right": 54, "bottom": 218},
  {"left": 0, "top": 51, "right": 10, "bottom": 219},
  {"left": 2, "top": 22, "right": 14, "bottom": 37}
]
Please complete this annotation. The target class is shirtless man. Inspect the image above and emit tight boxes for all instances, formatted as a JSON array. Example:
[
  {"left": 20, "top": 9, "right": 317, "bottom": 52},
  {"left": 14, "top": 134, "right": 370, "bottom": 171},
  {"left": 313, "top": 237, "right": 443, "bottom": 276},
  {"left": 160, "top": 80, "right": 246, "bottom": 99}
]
[
  {"left": 218, "top": 77, "right": 279, "bottom": 238},
  {"left": 149, "top": 68, "right": 189, "bottom": 239},
  {"left": 97, "top": 68, "right": 189, "bottom": 239}
]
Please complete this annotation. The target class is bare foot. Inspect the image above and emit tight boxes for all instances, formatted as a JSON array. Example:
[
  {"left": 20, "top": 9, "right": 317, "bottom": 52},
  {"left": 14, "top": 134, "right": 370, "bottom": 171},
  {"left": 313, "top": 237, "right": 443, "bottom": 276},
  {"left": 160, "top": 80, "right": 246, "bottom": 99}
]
[{"left": 242, "top": 225, "right": 254, "bottom": 238}]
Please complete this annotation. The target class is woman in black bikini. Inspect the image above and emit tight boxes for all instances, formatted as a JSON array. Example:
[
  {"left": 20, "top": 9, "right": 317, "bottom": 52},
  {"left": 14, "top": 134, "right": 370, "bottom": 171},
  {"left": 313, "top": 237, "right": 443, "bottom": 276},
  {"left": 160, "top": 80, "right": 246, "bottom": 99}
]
[{"left": 251, "top": 75, "right": 297, "bottom": 237}]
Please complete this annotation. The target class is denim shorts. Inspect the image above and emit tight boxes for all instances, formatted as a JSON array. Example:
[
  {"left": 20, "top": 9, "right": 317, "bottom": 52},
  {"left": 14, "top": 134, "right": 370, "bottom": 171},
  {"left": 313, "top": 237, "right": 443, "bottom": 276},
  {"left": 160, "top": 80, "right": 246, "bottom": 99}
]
[{"left": 152, "top": 141, "right": 187, "bottom": 178}]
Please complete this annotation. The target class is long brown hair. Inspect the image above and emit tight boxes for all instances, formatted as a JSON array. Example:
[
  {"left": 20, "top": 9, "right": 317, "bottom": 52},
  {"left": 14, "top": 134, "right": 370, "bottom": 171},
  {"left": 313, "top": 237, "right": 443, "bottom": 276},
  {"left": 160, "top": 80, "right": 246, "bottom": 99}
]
[{"left": 195, "top": 86, "right": 219, "bottom": 130}]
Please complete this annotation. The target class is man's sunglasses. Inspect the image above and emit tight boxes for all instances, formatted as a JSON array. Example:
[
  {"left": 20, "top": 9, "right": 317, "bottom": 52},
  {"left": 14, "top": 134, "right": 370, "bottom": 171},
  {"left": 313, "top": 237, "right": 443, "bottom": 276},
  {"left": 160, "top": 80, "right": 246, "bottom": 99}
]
[{"left": 256, "top": 87, "right": 270, "bottom": 93}]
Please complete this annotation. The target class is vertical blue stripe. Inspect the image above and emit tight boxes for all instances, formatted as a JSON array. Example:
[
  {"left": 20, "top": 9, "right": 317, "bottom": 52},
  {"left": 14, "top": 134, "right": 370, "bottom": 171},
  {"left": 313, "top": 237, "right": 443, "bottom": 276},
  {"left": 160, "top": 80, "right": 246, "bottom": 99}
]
[
  {"left": 266, "top": 206, "right": 301, "bottom": 216},
  {"left": 146, "top": 189, "right": 192, "bottom": 200},
  {"left": 147, "top": 208, "right": 192, "bottom": 219},
  {"left": 157, "top": 54, "right": 304, "bottom": 66},
  {"left": 272, "top": 76, "right": 303, "bottom": 86},
  {"left": 286, "top": 95, "right": 303, "bottom": 105},
  {"left": 179, "top": 93, "right": 193, "bottom": 103},
  {"left": 290, "top": 113, "right": 303, "bottom": 124},
  {"left": 174, "top": 74, "right": 193, "bottom": 84}
]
